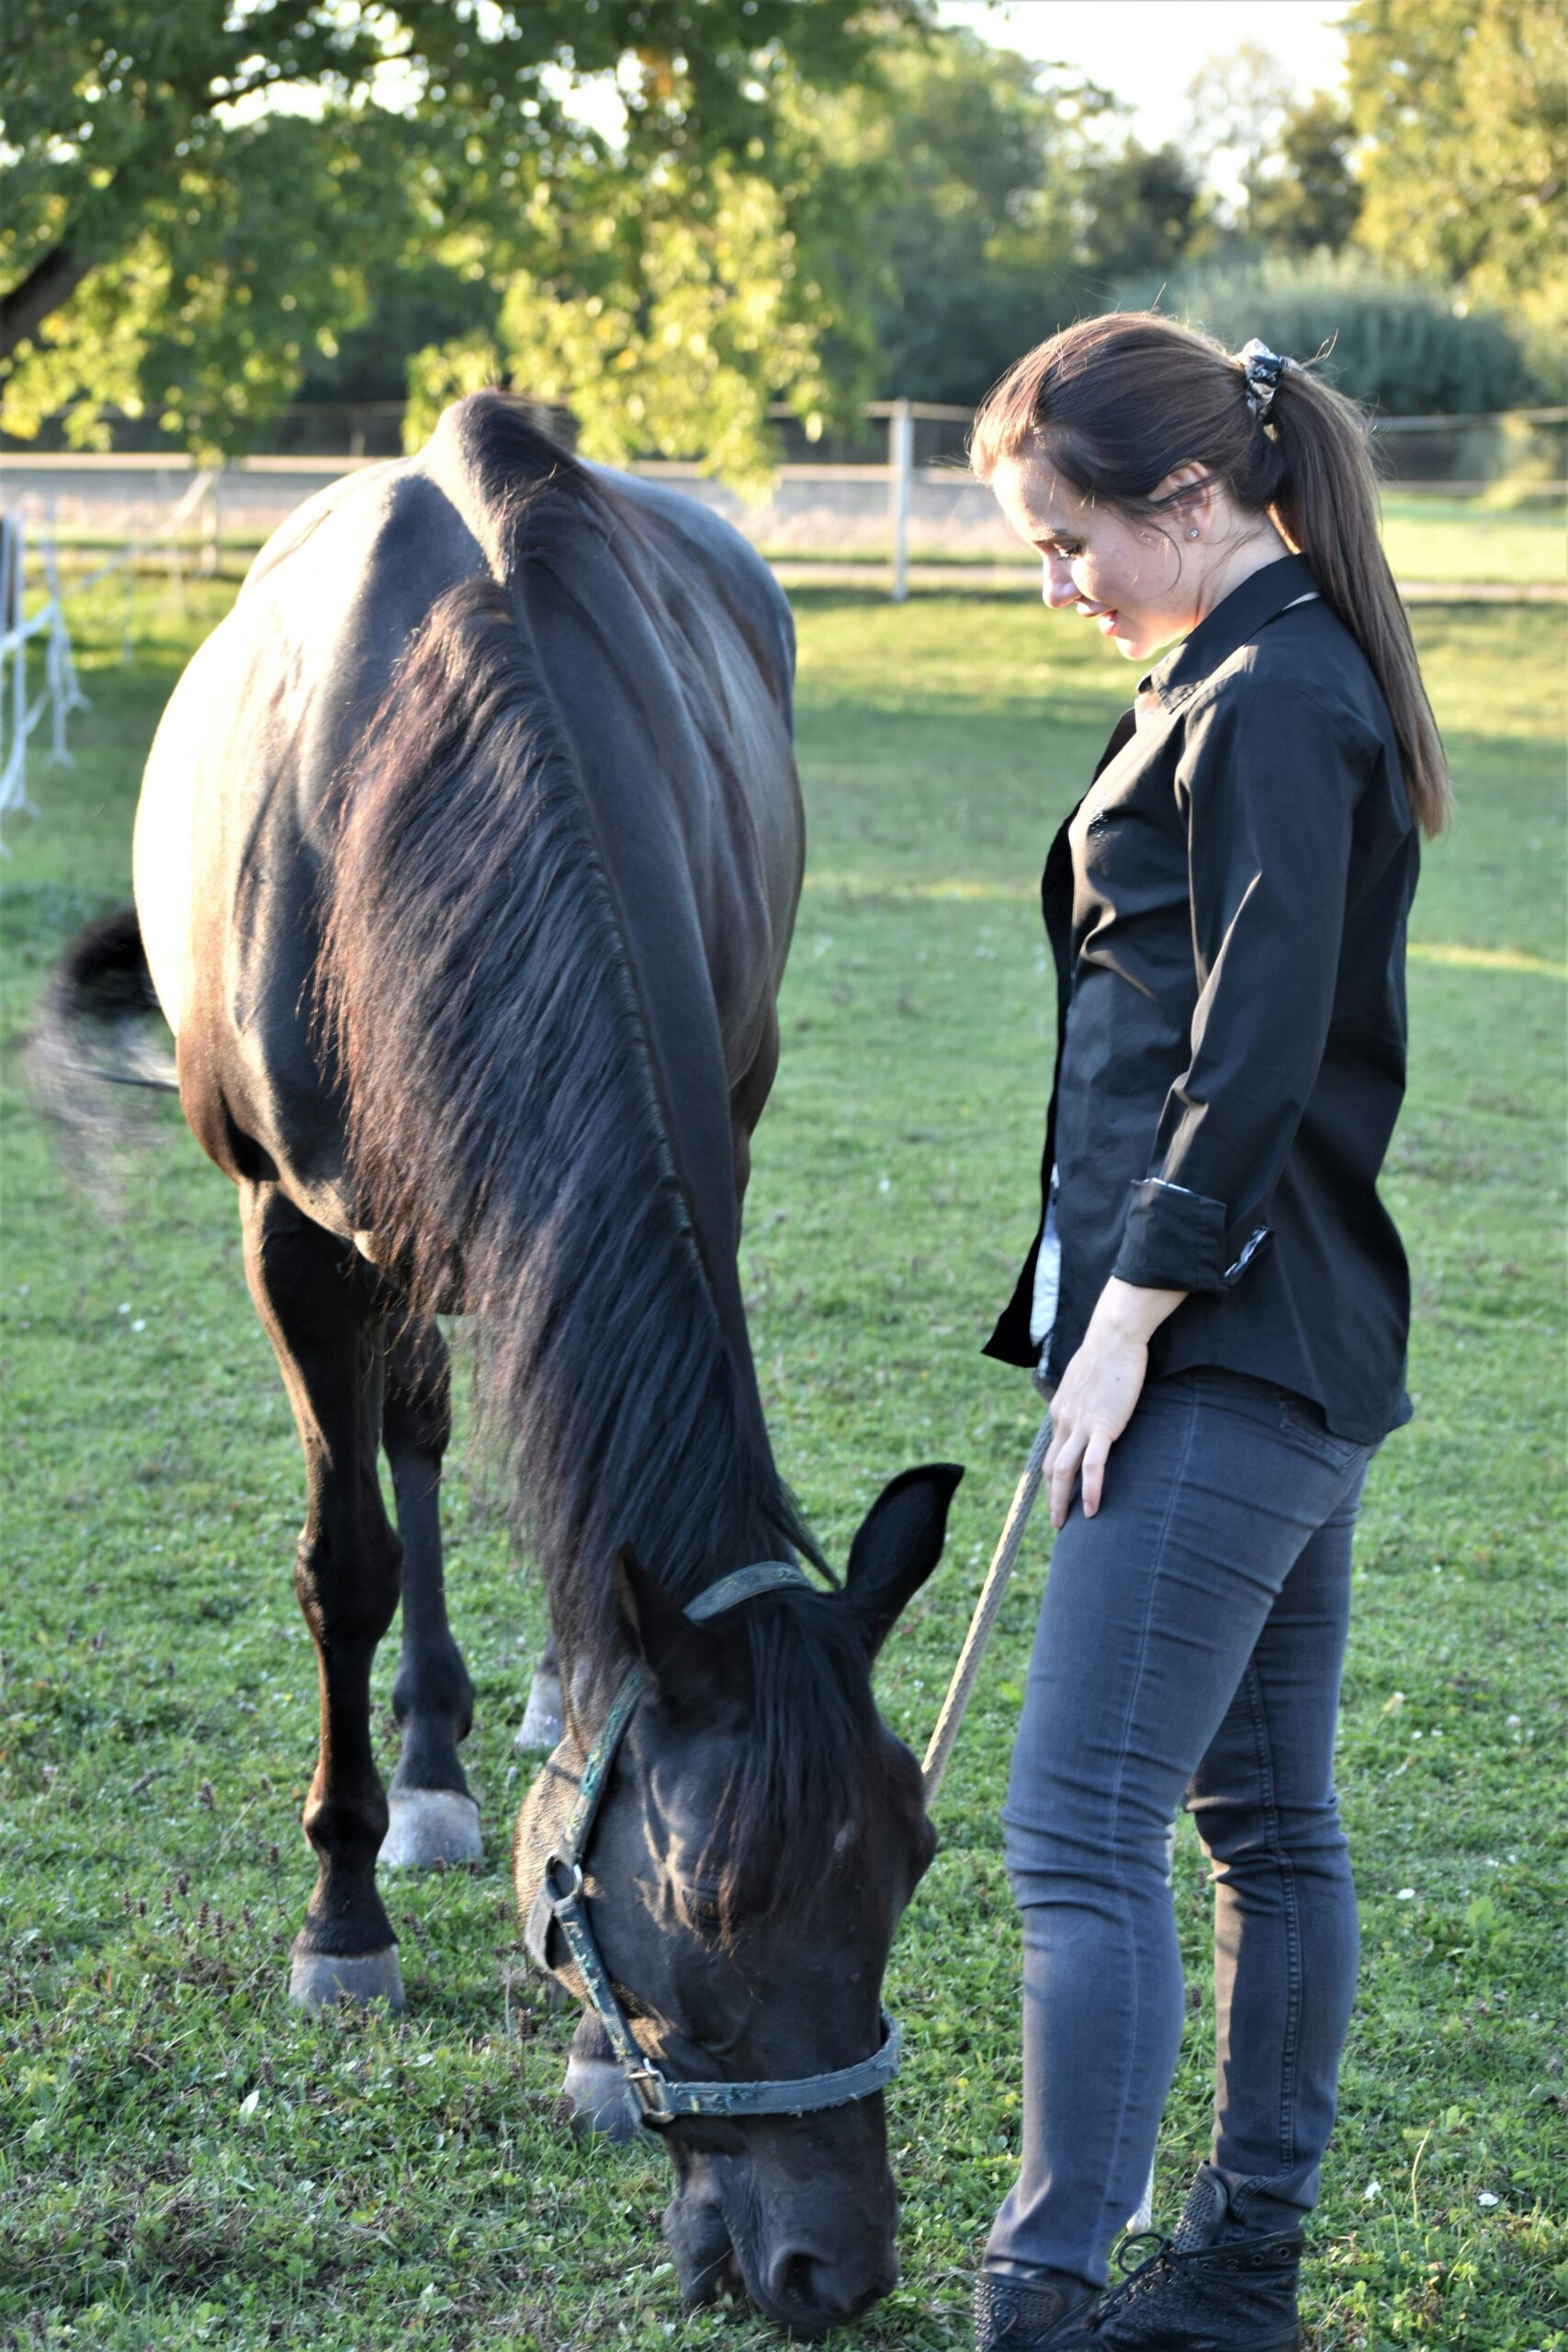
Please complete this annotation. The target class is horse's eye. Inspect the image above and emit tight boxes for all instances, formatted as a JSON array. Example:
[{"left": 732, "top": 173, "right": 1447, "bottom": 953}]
[{"left": 678, "top": 1884, "right": 724, "bottom": 1935}]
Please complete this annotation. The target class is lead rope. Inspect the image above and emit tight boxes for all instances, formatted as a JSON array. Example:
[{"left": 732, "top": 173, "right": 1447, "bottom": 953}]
[{"left": 920, "top": 1406, "right": 1053, "bottom": 1802}]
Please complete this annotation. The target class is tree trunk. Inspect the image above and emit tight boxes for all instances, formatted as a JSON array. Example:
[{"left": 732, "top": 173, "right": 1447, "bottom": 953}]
[{"left": 0, "top": 245, "right": 95, "bottom": 363}]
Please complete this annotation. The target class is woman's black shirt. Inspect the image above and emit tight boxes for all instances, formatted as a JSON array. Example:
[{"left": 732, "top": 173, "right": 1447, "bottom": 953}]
[{"left": 985, "top": 553, "right": 1419, "bottom": 1444}]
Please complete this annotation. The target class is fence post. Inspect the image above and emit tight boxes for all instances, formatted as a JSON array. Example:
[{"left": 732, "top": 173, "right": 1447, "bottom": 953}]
[
  {"left": 888, "top": 398, "right": 913, "bottom": 603},
  {"left": 199, "top": 469, "right": 220, "bottom": 577},
  {"left": 5, "top": 518, "right": 26, "bottom": 813}
]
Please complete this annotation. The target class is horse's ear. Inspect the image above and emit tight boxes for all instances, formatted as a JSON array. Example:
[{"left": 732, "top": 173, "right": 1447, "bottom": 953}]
[
  {"left": 612, "top": 1544, "right": 735, "bottom": 1715},
  {"left": 843, "top": 1464, "right": 964, "bottom": 1659}
]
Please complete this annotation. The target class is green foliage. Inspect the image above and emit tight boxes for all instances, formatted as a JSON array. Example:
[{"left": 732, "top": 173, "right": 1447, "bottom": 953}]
[
  {"left": 1181, "top": 38, "right": 1301, "bottom": 236},
  {"left": 408, "top": 132, "right": 870, "bottom": 486},
  {"left": 818, "top": 29, "right": 1081, "bottom": 407},
  {"left": 5, "top": 2, "right": 1561, "bottom": 470},
  {"left": 0, "top": 0, "right": 910, "bottom": 472},
  {"left": 805, "top": 28, "right": 1201, "bottom": 407},
  {"left": 1247, "top": 93, "right": 1362, "bottom": 256},
  {"left": 297, "top": 258, "right": 498, "bottom": 410},
  {"left": 1076, "top": 142, "right": 1205, "bottom": 295},
  {"left": 1118, "top": 251, "right": 1537, "bottom": 416},
  {"left": 1, "top": 109, "right": 410, "bottom": 459},
  {"left": 1346, "top": 0, "right": 1568, "bottom": 390}
]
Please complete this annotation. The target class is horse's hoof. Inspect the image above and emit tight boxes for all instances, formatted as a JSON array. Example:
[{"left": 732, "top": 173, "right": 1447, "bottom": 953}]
[
  {"left": 378, "top": 1788, "right": 483, "bottom": 1869},
  {"left": 558, "top": 2054, "right": 640, "bottom": 2142},
  {"left": 288, "top": 1945, "right": 406, "bottom": 2013},
  {"left": 515, "top": 1669, "right": 564, "bottom": 1751}
]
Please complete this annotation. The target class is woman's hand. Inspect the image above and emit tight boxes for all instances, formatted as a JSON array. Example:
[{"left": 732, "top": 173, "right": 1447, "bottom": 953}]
[{"left": 1043, "top": 1277, "right": 1187, "bottom": 1527}]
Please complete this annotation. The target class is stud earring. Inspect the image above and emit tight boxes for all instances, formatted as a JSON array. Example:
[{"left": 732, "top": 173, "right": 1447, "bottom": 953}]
[{"left": 1187, "top": 527, "right": 1200, "bottom": 539}]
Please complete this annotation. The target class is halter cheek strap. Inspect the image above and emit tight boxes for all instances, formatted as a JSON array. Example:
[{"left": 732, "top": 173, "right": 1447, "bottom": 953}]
[{"left": 523, "top": 1559, "right": 904, "bottom": 2128}]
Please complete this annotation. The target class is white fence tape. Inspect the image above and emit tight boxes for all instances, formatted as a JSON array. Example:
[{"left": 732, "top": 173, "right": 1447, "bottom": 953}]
[
  {"left": 0, "top": 470, "right": 218, "bottom": 846},
  {"left": 0, "top": 511, "right": 91, "bottom": 841}
]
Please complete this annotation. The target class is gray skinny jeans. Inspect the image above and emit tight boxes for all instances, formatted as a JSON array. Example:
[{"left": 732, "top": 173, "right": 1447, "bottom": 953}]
[{"left": 986, "top": 1365, "right": 1376, "bottom": 2290}]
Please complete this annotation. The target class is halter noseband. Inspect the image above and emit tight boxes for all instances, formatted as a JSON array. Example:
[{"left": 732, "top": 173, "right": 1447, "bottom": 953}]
[{"left": 523, "top": 1560, "right": 902, "bottom": 2129}]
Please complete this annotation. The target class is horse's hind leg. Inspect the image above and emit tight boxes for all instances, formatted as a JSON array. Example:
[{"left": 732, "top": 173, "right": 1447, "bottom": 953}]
[
  {"left": 378, "top": 1317, "right": 483, "bottom": 1867},
  {"left": 240, "top": 1180, "right": 404, "bottom": 2011}
]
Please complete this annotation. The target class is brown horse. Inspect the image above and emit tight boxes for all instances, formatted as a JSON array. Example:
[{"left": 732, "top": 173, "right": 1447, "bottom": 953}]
[{"left": 63, "top": 394, "right": 962, "bottom": 2332}]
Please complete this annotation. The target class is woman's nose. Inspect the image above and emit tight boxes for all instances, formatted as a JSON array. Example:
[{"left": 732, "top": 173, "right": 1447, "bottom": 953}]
[{"left": 1042, "top": 560, "right": 1079, "bottom": 611}]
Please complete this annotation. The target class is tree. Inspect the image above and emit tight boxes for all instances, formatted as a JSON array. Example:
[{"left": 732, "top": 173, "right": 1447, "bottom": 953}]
[
  {"left": 795, "top": 29, "right": 1201, "bottom": 407},
  {"left": 1247, "top": 94, "right": 1362, "bottom": 255},
  {"left": 1077, "top": 141, "right": 1204, "bottom": 294},
  {"left": 833, "top": 29, "right": 1084, "bottom": 405},
  {"left": 1346, "top": 0, "right": 1566, "bottom": 381},
  {"left": 1181, "top": 40, "right": 1298, "bottom": 236},
  {"left": 0, "top": 1, "right": 914, "bottom": 469}
]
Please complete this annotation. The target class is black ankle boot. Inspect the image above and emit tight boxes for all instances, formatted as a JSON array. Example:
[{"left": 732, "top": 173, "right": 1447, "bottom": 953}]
[
  {"left": 1090, "top": 2167, "right": 1303, "bottom": 2352},
  {"left": 974, "top": 2269, "right": 1100, "bottom": 2350}
]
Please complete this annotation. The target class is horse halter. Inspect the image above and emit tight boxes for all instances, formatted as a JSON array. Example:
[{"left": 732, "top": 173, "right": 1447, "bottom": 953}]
[{"left": 523, "top": 1560, "right": 902, "bottom": 2129}]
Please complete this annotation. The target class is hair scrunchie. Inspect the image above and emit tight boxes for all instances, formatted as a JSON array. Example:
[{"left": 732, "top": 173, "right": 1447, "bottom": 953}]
[{"left": 1237, "top": 338, "right": 1293, "bottom": 421}]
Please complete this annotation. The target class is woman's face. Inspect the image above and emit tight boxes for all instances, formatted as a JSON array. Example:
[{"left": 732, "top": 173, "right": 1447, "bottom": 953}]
[{"left": 988, "top": 453, "right": 1204, "bottom": 664}]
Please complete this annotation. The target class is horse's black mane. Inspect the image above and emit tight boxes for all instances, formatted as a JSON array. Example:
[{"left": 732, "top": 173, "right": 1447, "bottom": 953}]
[{"left": 318, "top": 397, "right": 874, "bottom": 1910}]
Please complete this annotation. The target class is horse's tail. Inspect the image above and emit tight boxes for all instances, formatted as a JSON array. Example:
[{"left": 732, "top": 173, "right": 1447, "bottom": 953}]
[
  {"left": 28, "top": 907, "right": 178, "bottom": 1197},
  {"left": 315, "top": 457, "right": 813, "bottom": 1601},
  {"left": 51, "top": 906, "right": 164, "bottom": 1035}
]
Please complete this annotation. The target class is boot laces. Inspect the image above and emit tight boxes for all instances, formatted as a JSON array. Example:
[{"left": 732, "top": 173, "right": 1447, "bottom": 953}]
[{"left": 1099, "top": 2230, "right": 1176, "bottom": 2309}]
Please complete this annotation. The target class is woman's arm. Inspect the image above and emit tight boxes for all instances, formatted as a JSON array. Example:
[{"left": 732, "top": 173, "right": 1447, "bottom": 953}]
[{"left": 1043, "top": 1276, "right": 1187, "bottom": 1527}]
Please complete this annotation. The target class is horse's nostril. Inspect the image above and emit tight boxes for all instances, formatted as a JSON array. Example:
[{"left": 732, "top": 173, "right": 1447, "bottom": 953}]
[{"left": 765, "top": 2247, "right": 862, "bottom": 2321}]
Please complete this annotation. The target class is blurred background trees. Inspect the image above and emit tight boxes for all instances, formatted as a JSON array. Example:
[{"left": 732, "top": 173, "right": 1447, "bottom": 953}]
[{"left": 1, "top": 0, "right": 1562, "bottom": 468}]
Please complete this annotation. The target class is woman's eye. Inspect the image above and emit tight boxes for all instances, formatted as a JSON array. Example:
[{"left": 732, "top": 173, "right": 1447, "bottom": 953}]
[{"left": 1049, "top": 543, "right": 1081, "bottom": 560}]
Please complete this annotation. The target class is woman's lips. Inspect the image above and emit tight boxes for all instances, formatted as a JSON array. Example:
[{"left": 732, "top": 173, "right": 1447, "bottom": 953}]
[{"left": 1076, "top": 599, "right": 1120, "bottom": 634}]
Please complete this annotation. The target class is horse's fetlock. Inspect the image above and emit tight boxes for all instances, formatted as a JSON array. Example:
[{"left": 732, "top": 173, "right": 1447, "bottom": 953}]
[{"left": 392, "top": 1645, "right": 474, "bottom": 1729}]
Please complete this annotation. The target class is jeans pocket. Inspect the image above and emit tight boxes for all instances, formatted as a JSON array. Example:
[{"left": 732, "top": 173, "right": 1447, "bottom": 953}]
[{"left": 1273, "top": 1387, "right": 1369, "bottom": 1468}]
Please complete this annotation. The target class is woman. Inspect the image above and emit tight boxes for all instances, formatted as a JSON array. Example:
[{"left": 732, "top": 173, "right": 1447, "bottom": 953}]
[{"left": 967, "top": 314, "right": 1449, "bottom": 2352}]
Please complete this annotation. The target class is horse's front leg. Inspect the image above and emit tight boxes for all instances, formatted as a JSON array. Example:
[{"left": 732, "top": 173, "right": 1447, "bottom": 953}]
[
  {"left": 240, "top": 1180, "right": 404, "bottom": 2010},
  {"left": 379, "top": 1316, "right": 483, "bottom": 1867}
]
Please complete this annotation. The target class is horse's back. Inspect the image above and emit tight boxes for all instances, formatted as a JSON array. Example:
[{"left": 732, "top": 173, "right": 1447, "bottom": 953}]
[{"left": 133, "top": 398, "right": 802, "bottom": 1245}]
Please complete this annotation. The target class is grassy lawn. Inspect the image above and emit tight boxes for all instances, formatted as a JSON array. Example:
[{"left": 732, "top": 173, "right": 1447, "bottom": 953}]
[
  {"left": 1, "top": 575, "right": 1563, "bottom": 2351},
  {"left": 1376, "top": 494, "right": 1565, "bottom": 589}
]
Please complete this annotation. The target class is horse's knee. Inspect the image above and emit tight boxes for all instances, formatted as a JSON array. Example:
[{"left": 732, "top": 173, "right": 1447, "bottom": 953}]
[{"left": 291, "top": 1521, "right": 400, "bottom": 1649}]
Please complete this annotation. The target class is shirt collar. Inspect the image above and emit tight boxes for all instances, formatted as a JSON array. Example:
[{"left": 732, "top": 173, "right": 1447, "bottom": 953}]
[{"left": 1137, "top": 552, "right": 1319, "bottom": 713}]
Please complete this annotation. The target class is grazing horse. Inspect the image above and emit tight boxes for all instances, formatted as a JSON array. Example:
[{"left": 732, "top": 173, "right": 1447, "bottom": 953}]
[{"left": 104, "top": 393, "right": 964, "bottom": 2332}]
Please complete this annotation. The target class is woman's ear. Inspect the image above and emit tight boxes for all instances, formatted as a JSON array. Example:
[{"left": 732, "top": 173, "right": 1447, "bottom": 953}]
[{"left": 1148, "top": 461, "right": 1214, "bottom": 540}]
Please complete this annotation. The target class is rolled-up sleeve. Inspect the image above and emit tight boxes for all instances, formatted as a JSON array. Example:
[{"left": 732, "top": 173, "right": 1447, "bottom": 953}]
[{"left": 1111, "top": 677, "right": 1362, "bottom": 1295}]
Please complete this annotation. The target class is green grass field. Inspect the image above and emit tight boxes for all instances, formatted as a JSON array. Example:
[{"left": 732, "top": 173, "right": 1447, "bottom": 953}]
[
  {"left": 2, "top": 576, "right": 1563, "bottom": 2350},
  {"left": 1376, "top": 495, "right": 1565, "bottom": 589}
]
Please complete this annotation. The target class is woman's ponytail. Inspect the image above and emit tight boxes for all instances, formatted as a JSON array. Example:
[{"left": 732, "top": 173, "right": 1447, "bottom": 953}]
[
  {"left": 972, "top": 312, "right": 1453, "bottom": 838},
  {"left": 1267, "top": 364, "right": 1452, "bottom": 837}
]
